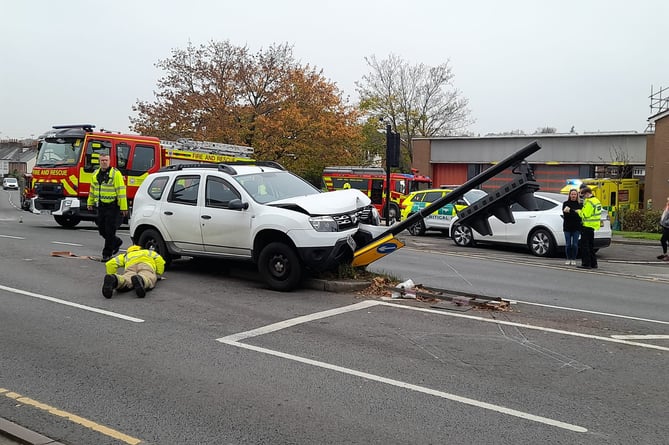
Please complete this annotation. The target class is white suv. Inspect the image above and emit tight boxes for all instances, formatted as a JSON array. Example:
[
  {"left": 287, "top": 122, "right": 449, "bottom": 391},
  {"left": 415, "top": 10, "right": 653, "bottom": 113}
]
[{"left": 130, "top": 162, "right": 382, "bottom": 291}]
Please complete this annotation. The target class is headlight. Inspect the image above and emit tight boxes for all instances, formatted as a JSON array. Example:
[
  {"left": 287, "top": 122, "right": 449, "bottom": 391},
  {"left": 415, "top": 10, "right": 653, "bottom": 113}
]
[
  {"left": 309, "top": 216, "right": 338, "bottom": 232},
  {"left": 64, "top": 199, "right": 72, "bottom": 207}
]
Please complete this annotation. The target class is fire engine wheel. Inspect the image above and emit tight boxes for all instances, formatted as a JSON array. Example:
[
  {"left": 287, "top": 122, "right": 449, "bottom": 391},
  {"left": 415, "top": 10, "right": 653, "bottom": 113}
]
[
  {"left": 54, "top": 215, "right": 81, "bottom": 228},
  {"left": 258, "top": 242, "right": 302, "bottom": 292},
  {"left": 407, "top": 217, "right": 426, "bottom": 236},
  {"left": 452, "top": 223, "right": 474, "bottom": 247},
  {"left": 138, "top": 228, "right": 172, "bottom": 266},
  {"left": 528, "top": 229, "right": 556, "bottom": 257}
]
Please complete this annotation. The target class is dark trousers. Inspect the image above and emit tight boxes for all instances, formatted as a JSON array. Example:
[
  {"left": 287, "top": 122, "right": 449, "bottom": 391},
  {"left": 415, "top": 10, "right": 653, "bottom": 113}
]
[
  {"left": 580, "top": 227, "right": 597, "bottom": 267},
  {"left": 661, "top": 227, "right": 669, "bottom": 254},
  {"left": 97, "top": 204, "right": 122, "bottom": 257}
]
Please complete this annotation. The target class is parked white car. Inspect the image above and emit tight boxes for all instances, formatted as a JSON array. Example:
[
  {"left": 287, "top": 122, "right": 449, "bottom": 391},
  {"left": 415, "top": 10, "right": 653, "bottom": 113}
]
[
  {"left": 450, "top": 191, "right": 612, "bottom": 257},
  {"left": 129, "top": 162, "right": 383, "bottom": 291},
  {"left": 3, "top": 177, "right": 19, "bottom": 190}
]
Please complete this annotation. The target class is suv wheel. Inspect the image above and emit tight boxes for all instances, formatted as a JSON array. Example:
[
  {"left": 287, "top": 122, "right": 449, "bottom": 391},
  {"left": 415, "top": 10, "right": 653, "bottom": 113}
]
[
  {"left": 452, "top": 223, "right": 474, "bottom": 247},
  {"left": 529, "top": 229, "right": 555, "bottom": 257},
  {"left": 138, "top": 228, "right": 172, "bottom": 266},
  {"left": 258, "top": 242, "right": 302, "bottom": 291},
  {"left": 407, "top": 217, "right": 426, "bottom": 236}
]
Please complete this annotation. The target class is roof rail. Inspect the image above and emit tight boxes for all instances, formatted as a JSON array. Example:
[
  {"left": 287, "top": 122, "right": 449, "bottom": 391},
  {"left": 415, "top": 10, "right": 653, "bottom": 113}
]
[{"left": 157, "top": 160, "right": 285, "bottom": 175}]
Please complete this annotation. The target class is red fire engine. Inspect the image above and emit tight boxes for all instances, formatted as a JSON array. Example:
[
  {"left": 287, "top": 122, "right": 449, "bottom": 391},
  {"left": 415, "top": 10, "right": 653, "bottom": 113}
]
[
  {"left": 322, "top": 166, "right": 432, "bottom": 221},
  {"left": 29, "top": 124, "right": 253, "bottom": 227}
]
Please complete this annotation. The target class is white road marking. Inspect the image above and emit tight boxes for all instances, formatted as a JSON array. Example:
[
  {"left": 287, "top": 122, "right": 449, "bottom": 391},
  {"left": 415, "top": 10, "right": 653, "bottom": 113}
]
[
  {"left": 219, "top": 300, "right": 378, "bottom": 342},
  {"left": 218, "top": 300, "right": 590, "bottom": 432},
  {"left": 0, "top": 234, "right": 25, "bottom": 239},
  {"left": 221, "top": 338, "right": 588, "bottom": 433},
  {"left": 611, "top": 334, "right": 669, "bottom": 340},
  {"left": 0, "top": 284, "right": 144, "bottom": 323},
  {"left": 513, "top": 299, "right": 669, "bottom": 326},
  {"left": 52, "top": 241, "right": 84, "bottom": 247},
  {"left": 379, "top": 301, "right": 669, "bottom": 351}
]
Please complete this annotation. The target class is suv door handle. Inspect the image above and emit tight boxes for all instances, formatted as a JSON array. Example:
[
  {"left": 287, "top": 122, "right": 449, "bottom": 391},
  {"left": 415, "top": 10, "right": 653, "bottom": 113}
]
[
  {"left": 201, "top": 215, "right": 212, "bottom": 220},
  {"left": 164, "top": 211, "right": 173, "bottom": 215}
]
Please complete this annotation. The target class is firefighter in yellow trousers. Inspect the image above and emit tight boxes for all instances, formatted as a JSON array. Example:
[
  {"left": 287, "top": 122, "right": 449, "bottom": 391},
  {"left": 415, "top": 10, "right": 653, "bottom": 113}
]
[{"left": 102, "top": 245, "right": 165, "bottom": 299}]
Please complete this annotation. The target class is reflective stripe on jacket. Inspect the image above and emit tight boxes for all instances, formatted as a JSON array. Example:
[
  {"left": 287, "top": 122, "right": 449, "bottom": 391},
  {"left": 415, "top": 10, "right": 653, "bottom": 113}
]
[
  {"left": 105, "top": 249, "right": 165, "bottom": 275},
  {"left": 577, "top": 196, "right": 602, "bottom": 230},
  {"left": 87, "top": 167, "right": 128, "bottom": 210}
]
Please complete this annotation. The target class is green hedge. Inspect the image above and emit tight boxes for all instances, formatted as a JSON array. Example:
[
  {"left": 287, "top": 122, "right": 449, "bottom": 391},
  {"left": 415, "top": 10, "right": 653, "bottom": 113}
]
[{"left": 618, "top": 208, "right": 662, "bottom": 233}]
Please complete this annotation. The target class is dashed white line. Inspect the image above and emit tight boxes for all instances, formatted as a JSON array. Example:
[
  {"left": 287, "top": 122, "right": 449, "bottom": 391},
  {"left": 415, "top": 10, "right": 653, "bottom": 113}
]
[
  {"left": 52, "top": 241, "right": 84, "bottom": 247},
  {"left": 0, "top": 234, "right": 25, "bottom": 239},
  {"left": 0, "top": 284, "right": 144, "bottom": 322}
]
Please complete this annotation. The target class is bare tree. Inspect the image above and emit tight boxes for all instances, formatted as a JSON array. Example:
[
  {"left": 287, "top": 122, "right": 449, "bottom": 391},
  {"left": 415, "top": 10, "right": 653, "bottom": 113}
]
[{"left": 356, "top": 54, "right": 472, "bottom": 164}]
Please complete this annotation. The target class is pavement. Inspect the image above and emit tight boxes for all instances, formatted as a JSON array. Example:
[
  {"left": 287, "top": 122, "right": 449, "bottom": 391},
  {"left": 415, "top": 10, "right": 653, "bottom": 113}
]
[{"left": 0, "top": 235, "right": 660, "bottom": 445}]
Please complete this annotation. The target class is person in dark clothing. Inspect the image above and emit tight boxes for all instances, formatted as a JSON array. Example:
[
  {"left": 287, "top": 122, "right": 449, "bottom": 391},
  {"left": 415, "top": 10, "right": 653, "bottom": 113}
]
[
  {"left": 87, "top": 154, "right": 128, "bottom": 261},
  {"left": 562, "top": 188, "right": 582, "bottom": 265},
  {"left": 658, "top": 197, "right": 669, "bottom": 260}
]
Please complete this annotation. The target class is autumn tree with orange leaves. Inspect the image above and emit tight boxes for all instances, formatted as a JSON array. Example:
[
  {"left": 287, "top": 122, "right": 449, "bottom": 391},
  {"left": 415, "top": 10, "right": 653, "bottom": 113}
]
[{"left": 131, "top": 41, "right": 364, "bottom": 184}]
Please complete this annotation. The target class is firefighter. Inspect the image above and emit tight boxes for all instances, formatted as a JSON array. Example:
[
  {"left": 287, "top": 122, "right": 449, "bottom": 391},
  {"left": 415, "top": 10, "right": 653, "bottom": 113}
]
[
  {"left": 102, "top": 245, "right": 165, "bottom": 298},
  {"left": 576, "top": 187, "right": 602, "bottom": 269},
  {"left": 87, "top": 153, "right": 128, "bottom": 261}
]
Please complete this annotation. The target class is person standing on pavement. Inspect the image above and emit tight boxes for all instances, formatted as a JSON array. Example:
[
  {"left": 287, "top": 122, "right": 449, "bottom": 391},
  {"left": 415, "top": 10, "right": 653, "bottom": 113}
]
[
  {"left": 658, "top": 197, "right": 669, "bottom": 260},
  {"left": 576, "top": 187, "right": 602, "bottom": 269},
  {"left": 102, "top": 245, "right": 165, "bottom": 298},
  {"left": 562, "top": 188, "right": 582, "bottom": 265},
  {"left": 87, "top": 153, "right": 128, "bottom": 261}
]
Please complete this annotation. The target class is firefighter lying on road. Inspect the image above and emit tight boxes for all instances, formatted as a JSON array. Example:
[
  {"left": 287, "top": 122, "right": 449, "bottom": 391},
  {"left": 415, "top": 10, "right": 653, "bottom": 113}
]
[{"left": 102, "top": 245, "right": 165, "bottom": 299}]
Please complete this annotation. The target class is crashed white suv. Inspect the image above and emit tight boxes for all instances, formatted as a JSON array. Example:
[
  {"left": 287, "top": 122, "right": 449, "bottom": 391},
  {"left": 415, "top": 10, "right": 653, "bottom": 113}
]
[{"left": 130, "top": 162, "right": 382, "bottom": 291}]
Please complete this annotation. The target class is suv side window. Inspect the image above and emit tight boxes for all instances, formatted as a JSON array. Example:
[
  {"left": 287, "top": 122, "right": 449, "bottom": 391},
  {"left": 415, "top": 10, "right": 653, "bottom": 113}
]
[
  {"left": 168, "top": 175, "right": 200, "bottom": 205},
  {"left": 205, "top": 176, "right": 240, "bottom": 209},
  {"left": 147, "top": 176, "right": 169, "bottom": 200}
]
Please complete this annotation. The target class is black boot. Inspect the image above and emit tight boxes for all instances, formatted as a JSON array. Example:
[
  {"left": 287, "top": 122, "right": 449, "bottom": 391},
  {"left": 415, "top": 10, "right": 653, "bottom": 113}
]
[
  {"left": 102, "top": 274, "right": 117, "bottom": 299},
  {"left": 131, "top": 275, "right": 146, "bottom": 298}
]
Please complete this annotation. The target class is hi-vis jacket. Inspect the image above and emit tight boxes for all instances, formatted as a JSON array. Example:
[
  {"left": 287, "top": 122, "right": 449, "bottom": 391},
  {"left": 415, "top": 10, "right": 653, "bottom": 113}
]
[
  {"left": 105, "top": 248, "right": 166, "bottom": 275},
  {"left": 577, "top": 196, "right": 602, "bottom": 230},
  {"left": 87, "top": 167, "right": 128, "bottom": 210}
]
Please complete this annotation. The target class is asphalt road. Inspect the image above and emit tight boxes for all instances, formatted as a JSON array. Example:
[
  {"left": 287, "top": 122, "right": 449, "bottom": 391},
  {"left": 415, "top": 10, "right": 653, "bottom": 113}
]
[{"left": 1, "top": 189, "right": 668, "bottom": 445}]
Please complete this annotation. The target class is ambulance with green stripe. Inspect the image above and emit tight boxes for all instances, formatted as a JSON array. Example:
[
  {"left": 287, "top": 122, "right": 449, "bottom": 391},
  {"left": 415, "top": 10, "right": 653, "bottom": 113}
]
[{"left": 400, "top": 187, "right": 487, "bottom": 236}]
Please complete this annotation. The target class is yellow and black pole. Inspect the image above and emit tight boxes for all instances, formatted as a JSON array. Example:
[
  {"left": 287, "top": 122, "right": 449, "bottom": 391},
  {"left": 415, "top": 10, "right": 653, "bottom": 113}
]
[{"left": 352, "top": 140, "right": 543, "bottom": 267}]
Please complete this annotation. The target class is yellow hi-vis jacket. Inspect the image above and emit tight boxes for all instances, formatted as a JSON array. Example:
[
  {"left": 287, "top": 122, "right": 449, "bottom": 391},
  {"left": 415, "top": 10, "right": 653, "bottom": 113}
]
[
  {"left": 87, "top": 167, "right": 128, "bottom": 210},
  {"left": 106, "top": 249, "right": 166, "bottom": 275},
  {"left": 577, "top": 196, "right": 602, "bottom": 230}
]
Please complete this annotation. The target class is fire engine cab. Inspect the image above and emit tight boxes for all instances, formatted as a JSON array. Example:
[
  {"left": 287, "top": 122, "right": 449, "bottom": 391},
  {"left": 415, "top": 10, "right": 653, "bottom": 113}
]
[
  {"left": 30, "top": 124, "right": 253, "bottom": 228},
  {"left": 322, "top": 166, "right": 432, "bottom": 221}
]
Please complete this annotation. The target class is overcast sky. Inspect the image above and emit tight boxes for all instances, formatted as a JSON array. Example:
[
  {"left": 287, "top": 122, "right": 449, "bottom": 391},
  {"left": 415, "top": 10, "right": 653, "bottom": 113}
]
[{"left": 1, "top": 0, "right": 667, "bottom": 140}]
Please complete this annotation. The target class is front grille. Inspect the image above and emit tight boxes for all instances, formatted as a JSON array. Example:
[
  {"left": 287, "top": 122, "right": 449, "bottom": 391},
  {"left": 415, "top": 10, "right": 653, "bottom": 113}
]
[{"left": 333, "top": 206, "right": 375, "bottom": 230}]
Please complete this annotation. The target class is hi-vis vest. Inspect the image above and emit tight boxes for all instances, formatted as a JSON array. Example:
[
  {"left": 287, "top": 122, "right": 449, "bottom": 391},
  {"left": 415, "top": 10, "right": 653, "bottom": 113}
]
[
  {"left": 105, "top": 249, "right": 165, "bottom": 275},
  {"left": 578, "top": 196, "right": 602, "bottom": 230},
  {"left": 87, "top": 167, "right": 128, "bottom": 210}
]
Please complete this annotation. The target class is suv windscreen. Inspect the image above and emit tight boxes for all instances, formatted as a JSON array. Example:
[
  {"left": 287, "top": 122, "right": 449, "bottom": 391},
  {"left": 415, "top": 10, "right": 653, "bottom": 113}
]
[{"left": 235, "top": 171, "right": 319, "bottom": 204}]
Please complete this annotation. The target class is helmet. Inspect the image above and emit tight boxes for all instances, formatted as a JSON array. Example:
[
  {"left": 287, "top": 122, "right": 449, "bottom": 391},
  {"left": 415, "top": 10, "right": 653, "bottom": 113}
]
[{"left": 127, "top": 245, "right": 142, "bottom": 253}]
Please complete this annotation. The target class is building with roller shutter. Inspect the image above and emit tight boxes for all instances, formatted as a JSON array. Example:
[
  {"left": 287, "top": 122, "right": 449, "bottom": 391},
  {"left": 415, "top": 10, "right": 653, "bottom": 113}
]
[{"left": 411, "top": 132, "right": 648, "bottom": 196}]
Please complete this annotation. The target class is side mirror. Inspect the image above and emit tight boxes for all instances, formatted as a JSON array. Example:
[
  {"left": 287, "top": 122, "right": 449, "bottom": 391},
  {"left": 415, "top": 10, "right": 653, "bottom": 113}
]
[{"left": 228, "top": 198, "right": 249, "bottom": 210}]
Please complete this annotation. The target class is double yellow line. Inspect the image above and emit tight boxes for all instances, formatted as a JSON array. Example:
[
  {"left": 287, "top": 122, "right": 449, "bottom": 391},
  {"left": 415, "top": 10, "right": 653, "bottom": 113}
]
[{"left": 0, "top": 388, "right": 142, "bottom": 444}]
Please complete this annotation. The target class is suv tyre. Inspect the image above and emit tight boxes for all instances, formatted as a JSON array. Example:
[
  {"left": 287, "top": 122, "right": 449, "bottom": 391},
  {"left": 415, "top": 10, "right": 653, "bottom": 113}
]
[
  {"left": 258, "top": 242, "right": 302, "bottom": 292},
  {"left": 138, "top": 228, "right": 172, "bottom": 266}
]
